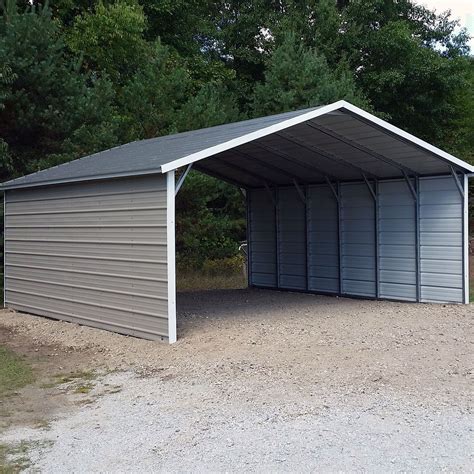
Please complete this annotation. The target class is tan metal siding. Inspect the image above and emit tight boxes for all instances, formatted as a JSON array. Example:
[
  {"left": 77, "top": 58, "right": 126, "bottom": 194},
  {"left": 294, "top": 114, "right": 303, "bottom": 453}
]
[{"left": 4, "top": 175, "right": 169, "bottom": 341}]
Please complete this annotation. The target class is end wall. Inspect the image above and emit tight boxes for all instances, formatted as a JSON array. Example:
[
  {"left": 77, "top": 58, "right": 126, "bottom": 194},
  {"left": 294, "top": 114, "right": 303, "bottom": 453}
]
[{"left": 4, "top": 174, "right": 171, "bottom": 340}]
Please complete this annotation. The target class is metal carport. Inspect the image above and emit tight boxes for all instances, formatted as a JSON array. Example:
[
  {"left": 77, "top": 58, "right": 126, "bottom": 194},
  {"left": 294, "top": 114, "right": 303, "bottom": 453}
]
[{"left": 1, "top": 100, "right": 473, "bottom": 342}]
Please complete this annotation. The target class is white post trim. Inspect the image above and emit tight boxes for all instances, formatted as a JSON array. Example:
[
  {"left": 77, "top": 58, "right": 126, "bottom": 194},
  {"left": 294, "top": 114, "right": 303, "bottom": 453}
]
[
  {"left": 166, "top": 171, "right": 177, "bottom": 342},
  {"left": 3, "top": 191, "right": 5, "bottom": 308},
  {"left": 463, "top": 174, "right": 469, "bottom": 304}
]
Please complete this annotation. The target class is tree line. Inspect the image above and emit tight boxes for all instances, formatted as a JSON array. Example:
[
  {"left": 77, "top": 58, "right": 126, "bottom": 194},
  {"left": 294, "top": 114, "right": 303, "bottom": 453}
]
[{"left": 1, "top": 0, "right": 472, "bottom": 268}]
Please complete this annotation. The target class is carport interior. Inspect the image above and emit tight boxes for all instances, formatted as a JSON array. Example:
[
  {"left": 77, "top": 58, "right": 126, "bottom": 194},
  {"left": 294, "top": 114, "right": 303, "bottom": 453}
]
[{"left": 188, "top": 108, "right": 469, "bottom": 304}]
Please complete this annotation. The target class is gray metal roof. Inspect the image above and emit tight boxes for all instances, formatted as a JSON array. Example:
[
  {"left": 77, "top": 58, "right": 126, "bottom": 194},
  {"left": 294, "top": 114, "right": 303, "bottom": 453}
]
[{"left": 2, "top": 101, "right": 473, "bottom": 190}]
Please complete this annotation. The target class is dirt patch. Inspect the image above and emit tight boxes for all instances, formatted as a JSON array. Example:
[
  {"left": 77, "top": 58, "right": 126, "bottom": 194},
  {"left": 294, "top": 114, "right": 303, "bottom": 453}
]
[
  {"left": 0, "top": 326, "right": 106, "bottom": 433},
  {"left": 0, "top": 290, "right": 472, "bottom": 470}
]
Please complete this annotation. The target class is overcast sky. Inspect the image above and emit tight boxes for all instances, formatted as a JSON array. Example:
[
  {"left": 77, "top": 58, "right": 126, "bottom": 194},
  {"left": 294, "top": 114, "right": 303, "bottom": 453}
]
[{"left": 419, "top": 0, "right": 474, "bottom": 50}]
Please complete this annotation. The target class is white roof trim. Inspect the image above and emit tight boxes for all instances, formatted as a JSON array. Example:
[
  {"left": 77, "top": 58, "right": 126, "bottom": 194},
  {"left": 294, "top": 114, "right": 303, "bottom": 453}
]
[{"left": 160, "top": 100, "right": 474, "bottom": 174}]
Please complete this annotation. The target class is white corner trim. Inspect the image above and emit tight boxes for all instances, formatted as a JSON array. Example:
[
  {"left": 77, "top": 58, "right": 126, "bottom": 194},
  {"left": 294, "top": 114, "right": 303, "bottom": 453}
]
[
  {"left": 166, "top": 171, "right": 177, "bottom": 343},
  {"left": 160, "top": 101, "right": 347, "bottom": 173},
  {"left": 463, "top": 173, "right": 469, "bottom": 304}
]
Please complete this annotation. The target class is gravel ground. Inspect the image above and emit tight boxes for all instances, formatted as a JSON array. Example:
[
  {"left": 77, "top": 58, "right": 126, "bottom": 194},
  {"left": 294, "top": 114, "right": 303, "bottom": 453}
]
[{"left": 1, "top": 289, "right": 473, "bottom": 471}]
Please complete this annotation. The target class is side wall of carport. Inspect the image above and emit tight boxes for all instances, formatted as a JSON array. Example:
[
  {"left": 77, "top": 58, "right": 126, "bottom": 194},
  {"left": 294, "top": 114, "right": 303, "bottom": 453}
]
[
  {"left": 4, "top": 174, "right": 176, "bottom": 341},
  {"left": 248, "top": 174, "right": 468, "bottom": 304}
]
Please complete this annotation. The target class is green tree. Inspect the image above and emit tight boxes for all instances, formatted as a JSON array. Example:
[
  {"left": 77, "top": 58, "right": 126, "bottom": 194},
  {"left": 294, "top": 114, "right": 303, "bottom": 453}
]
[
  {"left": 176, "top": 171, "right": 246, "bottom": 268},
  {"left": 251, "top": 32, "right": 368, "bottom": 116},
  {"left": 340, "top": 0, "right": 471, "bottom": 144},
  {"left": 66, "top": 0, "right": 149, "bottom": 85},
  {"left": 0, "top": 0, "right": 118, "bottom": 179}
]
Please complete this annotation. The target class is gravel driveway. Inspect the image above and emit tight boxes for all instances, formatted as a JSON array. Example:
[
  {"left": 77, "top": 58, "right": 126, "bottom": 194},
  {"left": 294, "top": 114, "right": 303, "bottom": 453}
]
[{"left": 1, "top": 289, "right": 472, "bottom": 471}]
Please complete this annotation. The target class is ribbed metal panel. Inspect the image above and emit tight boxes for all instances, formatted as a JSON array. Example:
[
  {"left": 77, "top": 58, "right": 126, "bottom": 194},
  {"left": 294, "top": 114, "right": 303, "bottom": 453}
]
[
  {"left": 248, "top": 174, "right": 466, "bottom": 305},
  {"left": 248, "top": 189, "right": 277, "bottom": 287},
  {"left": 4, "top": 175, "right": 169, "bottom": 340},
  {"left": 340, "top": 183, "right": 376, "bottom": 297},
  {"left": 419, "top": 176, "right": 463, "bottom": 303},
  {"left": 378, "top": 180, "right": 417, "bottom": 301},
  {"left": 307, "top": 184, "right": 339, "bottom": 293},
  {"left": 277, "top": 187, "right": 306, "bottom": 290}
]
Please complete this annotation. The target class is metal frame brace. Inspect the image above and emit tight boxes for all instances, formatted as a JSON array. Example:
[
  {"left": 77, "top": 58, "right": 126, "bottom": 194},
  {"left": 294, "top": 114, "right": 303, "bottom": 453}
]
[
  {"left": 450, "top": 166, "right": 465, "bottom": 198},
  {"left": 175, "top": 163, "right": 193, "bottom": 195}
]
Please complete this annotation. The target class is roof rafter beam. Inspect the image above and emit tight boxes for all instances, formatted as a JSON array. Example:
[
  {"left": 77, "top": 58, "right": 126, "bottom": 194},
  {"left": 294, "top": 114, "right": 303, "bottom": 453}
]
[
  {"left": 193, "top": 163, "right": 250, "bottom": 189},
  {"left": 229, "top": 149, "right": 310, "bottom": 184},
  {"left": 213, "top": 156, "right": 279, "bottom": 186},
  {"left": 277, "top": 131, "right": 379, "bottom": 179},
  {"left": 253, "top": 142, "right": 339, "bottom": 182},
  {"left": 306, "top": 121, "right": 420, "bottom": 177}
]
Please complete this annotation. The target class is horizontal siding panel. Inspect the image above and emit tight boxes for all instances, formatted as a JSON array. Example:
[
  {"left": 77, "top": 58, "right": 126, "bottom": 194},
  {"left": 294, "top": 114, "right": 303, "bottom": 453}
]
[
  {"left": 5, "top": 293, "right": 168, "bottom": 337},
  {"left": 5, "top": 254, "right": 166, "bottom": 279},
  {"left": 6, "top": 208, "right": 165, "bottom": 227},
  {"left": 379, "top": 257, "right": 416, "bottom": 272},
  {"left": 379, "top": 232, "right": 415, "bottom": 246},
  {"left": 6, "top": 226, "right": 167, "bottom": 242},
  {"left": 420, "top": 246, "right": 462, "bottom": 260},
  {"left": 309, "top": 277, "right": 339, "bottom": 292},
  {"left": 379, "top": 245, "right": 416, "bottom": 258},
  {"left": 380, "top": 283, "right": 416, "bottom": 301},
  {"left": 420, "top": 232, "right": 462, "bottom": 246},
  {"left": 420, "top": 260, "right": 462, "bottom": 274},
  {"left": 248, "top": 189, "right": 276, "bottom": 288},
  {"left": 5, "top": 279, "right": 167, "bottom": 315},
  {"left": 421, "top": 273, "right": 463, "bottom": 289},
  {"left": 309, "top": 265, "right": 339, "bottom": 279},
  {"left": 419, "top": 204, "right": 462, "bottom": 219},
  {"left": 6, "top": 266, "right": 167, "bottom": 297},
  {"left": 5, "top": 240, "right": 166, "bottom": 260},
  {"left": 419, "top": 176, "right": 463, "bottom": 303},
  {"left": 7, "top": 192, "right": 166, "bottom": 213},
  {"left": 252, "top": 273, "right": 277, "bottom": 287},
  {"left": 342, "top": 280, "right": 376, "bottom": 296},
  {"left": 420, "top": 287, "right": 463, "bottom": 303},
  {"left": 380, "top": 270, "right": 416, "bottom": 285},
  {"left": 279, "top": 275, "right": 306, "bottom": 289},
  {"left": 5, "top": 175, "right": 168, "bottom": 340}
]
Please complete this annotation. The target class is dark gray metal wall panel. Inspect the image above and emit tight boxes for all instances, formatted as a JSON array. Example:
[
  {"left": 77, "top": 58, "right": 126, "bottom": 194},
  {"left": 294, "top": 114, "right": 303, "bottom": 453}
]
[
  {"left": 340, "top": 183, "right": 376, "bottom": 297},
  {"left": 248, "top": 189, "right": 277, "bottom": 287},
  {"left": 4, "top": 175, "right": 169, "bottom": 341},
  {"left": 277, "top": 187, "right": 306, "bottom": 289},
  {"left": 378, "top": 180, "right": 417, "bottom": 301},
  {"left": 307, "top": 185, "right": 339, "bottom": 293},
  {"left": 419, "top": 176, "right": 463, "bottom": 303}
]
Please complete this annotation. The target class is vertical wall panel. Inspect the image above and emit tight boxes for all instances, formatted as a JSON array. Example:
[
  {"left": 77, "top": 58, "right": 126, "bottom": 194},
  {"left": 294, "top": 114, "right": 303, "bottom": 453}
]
[
  {"left": 277, "top": 187, "right": 306, "bottom": 289},
  {"left": 4, "top": 175, "right": 169, "bottom": 341},
  {"left": 307, "top": 184, "right": 339, "bottom": 293},
  {"left": 340, "top": 182, "right": 376, "bottom": 297},
  {"left": 419, "top": 176, "right": 463, "bottom": 303},
  {"left": 248, "top": 189, "right": 277, "bottom": 287},
  {"left": 378, "top": 180, "right": 417, "bottom": 301}
]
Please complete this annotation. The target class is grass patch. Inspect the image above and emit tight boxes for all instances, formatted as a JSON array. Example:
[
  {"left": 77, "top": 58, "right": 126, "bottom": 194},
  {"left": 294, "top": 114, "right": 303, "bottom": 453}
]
[
  {"left": 73, "top": 383, "right": 94, "bottom": 395},
  {"left": 0, "top": 346, "right": 34, "bottom": 398},
  {"left": 0, "top": 440, "right": 53, "bottom": 473},
  {"left": 53, "top": 370, "right": 96, "bottom": 385},
  {"left": 0, "top": 441, "right": 32, "bottom": 473},
  {"left": 177, "top": 271, "right": 246, "bottom": 291}
]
